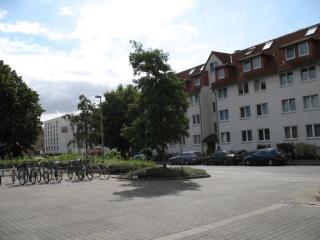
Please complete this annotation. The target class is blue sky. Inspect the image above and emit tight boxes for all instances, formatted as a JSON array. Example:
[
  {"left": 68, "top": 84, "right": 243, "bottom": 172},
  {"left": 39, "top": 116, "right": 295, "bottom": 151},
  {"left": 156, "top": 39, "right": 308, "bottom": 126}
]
[{"left": 0, "top": 0, "right": 319, "bottom": 120}]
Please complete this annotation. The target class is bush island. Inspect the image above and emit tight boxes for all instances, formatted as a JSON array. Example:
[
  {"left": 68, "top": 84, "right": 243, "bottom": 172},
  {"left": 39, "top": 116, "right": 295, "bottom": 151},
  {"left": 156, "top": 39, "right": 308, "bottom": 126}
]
[{"left": 124, "top": 167, "right": 209, "bottom": 179}]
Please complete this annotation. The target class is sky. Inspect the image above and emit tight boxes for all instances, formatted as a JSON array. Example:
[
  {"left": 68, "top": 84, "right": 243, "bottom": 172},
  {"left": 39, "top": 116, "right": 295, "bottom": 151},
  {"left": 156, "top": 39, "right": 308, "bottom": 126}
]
[{"left": 0, "top": 0, "right": 319, "bottom": 121}]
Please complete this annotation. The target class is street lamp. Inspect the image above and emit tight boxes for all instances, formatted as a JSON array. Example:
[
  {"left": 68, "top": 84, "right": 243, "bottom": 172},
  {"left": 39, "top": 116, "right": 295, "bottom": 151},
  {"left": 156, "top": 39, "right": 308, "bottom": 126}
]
[{"left": 95, "top": 95, "right": 104, "bottom": 156}]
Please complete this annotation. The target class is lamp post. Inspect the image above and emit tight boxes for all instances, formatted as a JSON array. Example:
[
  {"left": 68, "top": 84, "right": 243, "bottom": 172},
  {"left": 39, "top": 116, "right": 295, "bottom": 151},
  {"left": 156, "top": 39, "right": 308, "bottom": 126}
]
[{"left": 95, "top": 95, "right": 104, "bottom": 156}]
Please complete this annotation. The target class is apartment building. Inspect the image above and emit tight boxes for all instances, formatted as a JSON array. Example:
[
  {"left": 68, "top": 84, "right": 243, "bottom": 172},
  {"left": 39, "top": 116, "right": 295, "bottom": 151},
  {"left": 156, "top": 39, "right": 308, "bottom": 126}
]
[
  {"left": 44, "top": 117, "right": 77, "bottom": 154},
  {"left": 205, "top": 24, "right": 320, "bottom": 151},
  {"left": 167, "top": 64, "right": 217, "bottom": 154}
]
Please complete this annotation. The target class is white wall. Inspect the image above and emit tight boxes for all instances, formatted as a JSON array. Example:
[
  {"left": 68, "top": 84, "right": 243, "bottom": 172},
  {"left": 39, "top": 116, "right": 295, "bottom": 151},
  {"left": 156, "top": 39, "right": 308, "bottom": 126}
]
[{"left": 217, "top": 64, "right": 320, "bottom": 151}]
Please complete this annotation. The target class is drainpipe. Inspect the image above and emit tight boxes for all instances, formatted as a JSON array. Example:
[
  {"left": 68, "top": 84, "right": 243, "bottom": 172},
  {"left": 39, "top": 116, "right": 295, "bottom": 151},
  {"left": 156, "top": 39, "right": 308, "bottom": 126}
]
[
  {"left": 199, "top": 94, "right": 204, "bottom": 154},
  {"left": 214, "top": 88, "right": 220, "bottom": 151}
]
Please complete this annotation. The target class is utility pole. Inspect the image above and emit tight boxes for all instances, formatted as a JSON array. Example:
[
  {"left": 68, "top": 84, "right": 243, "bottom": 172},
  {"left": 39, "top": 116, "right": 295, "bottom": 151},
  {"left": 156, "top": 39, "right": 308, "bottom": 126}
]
[{"left": 95, "top": 95, "right": 104, "bottom": 156}]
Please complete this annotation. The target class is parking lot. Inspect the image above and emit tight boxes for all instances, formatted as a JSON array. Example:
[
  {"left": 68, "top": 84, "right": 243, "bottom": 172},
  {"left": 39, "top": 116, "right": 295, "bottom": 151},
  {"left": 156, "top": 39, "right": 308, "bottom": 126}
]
[{"left": 1, "top": 165, "right": 320, "bottom": 239}]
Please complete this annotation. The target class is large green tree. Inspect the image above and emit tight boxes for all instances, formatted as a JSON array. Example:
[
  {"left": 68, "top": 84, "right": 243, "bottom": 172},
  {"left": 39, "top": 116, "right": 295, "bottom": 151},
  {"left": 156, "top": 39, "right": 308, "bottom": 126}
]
[
  {"left": 0, "top": 60, "right": 43, "bottom": 158},
  {"left": 102, "top": 84, "right": 139, "bottom": 156},
  {"left": 125, "top": 41, "right": 189, "bottom": 164},
  {"left": 64, "top": 95, "right": 99, "bottom": 157}
]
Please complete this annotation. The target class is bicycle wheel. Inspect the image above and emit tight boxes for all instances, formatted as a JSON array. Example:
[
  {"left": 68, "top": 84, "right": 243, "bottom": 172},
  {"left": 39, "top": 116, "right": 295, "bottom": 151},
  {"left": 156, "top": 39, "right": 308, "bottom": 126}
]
[
  {"left": 36, "top": 169, "right": 42, "bottom": 183},
  {"left": 30, "top": 169, "right": 37, "bottom": 185},
  {"left": 76, "top": 169, "right": 84, "bottom": 181},
  {"left": 67, "top": 168, "right": 73, "bottom": 180},
  {"left": 18, "top": 169, "right": 26, "bottom": 185},
  {"left": 102, "top": 166, "right": 110, "bottom": 179},
  {"left": 11, "top": 169, "right": 16, "bottom": 184},
  {"left": 93, "top": 165, "right": 102, "bottom": 178},
  {"left": 55, "top": 168, "right": 63, "bottom": 183},
  {"left": 86, "top": 166, "right": 94, "bottom": 180},
  {"left": 43, "top": 170, "right": 50, "bottom": 184}
]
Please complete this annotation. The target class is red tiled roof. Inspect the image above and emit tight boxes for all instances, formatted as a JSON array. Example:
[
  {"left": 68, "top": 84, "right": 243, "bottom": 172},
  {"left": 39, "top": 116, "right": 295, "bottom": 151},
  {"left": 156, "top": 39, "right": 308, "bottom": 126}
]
[{"left": 211, "top": 23, "right": 320, "bottom": 88}]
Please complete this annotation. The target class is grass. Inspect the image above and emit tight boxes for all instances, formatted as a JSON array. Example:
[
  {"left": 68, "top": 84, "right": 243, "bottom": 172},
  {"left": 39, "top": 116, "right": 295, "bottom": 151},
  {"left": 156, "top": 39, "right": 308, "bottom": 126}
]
[{"left": 124, "top": 166, "right": 209, "bottom": 179}]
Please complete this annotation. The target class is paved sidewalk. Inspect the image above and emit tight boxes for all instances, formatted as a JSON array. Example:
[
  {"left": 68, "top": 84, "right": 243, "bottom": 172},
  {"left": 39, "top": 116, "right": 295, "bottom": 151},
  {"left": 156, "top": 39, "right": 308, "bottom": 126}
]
[{"left": 0, "top": 166, "right": 320, "bottom": 239}]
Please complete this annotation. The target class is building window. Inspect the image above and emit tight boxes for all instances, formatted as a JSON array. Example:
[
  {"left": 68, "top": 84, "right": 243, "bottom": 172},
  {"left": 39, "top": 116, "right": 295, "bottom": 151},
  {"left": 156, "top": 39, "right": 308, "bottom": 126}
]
[
  {"left": 258, "top": 128, "right": 270, "bottom": 141},
  {"left": 284, "top": 126, "right": 298, "bottom": 139},
  {"left": 240, "top": 106, "right": 251, "bottom": 119},
  {"left": 256, "top": 103, "right": 268, "bottom": 116},
  {"left": 306, "top": 124, "right": 320, "bottom": 138},
  {"left": 254, "top": 79, "right": 266, "bottom": 91},
  {"left": 193, "top": 135, "right": 202, "bottom": 145},
  {"left": 212, "top": 102, "right": 216, "bottom": 113},
  {"left": 303, "top": 95, "right": 319, "bottom": 110},
  {"left": 194, "top": 78, "right": 201, "bottom": 86},
  {"left": 191, "top": 95, "right": 200, "bottom": 105},
  {"left": 301, "top": 66, "right": 316, "bottom": 81},
  {"left": 210, "top": 61, "right": 218, "bottom": 75},
  {"left": 242, "top": 130, "right": 253, "bottom": 142},
  {"left": 243, "top": 61, "right": 251, "bottom": 72},
  {"left": 61, "top": 126, "right": 68, "bottom": 133},
  {"left": 192, "top": 114, "right": 201, "bottom": 125},
  {"left": 218, "top": 88, "right": 227, "bottom": 99},
  {"left": 238, "top": 82, "right": 249, "bottom": 95},
  {"left": 218, "top": 68, "right": 225, "bottom": 79},
  {"left": 253, "top": 56, "right": 262, "bottom": 69},
  {"left": 214, "top": 122, "right": 217, "bottom": 133},
  {"left": 221, "top": 132, "right": 231, "bottom": 143},
  {"left": 285, "top": 46, "right": 295, "bottom": 60},
  {"left": 219, "top": 109, "right": 229, "bottom": 121},
  {"left": 280, "top": 72, "right": 293, "bottom": 86},
  {"left": 282, "top": 98, "right": 296, "bottom": 113},
  {"left": 298, "top": 42, "right": 309, "bottom": 57}
]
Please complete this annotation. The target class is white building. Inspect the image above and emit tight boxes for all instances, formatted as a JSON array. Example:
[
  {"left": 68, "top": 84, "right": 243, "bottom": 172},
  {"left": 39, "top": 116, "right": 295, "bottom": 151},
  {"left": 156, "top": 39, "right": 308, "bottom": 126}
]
[
  {"left": 44, "top": 117, "right": 77, "bottom": 154},
  {"left": 167, "top": 64, "right": 217, "bottom": 155},
  {"left": 206, "top": 24, "right": 320, "bottom": 151}
]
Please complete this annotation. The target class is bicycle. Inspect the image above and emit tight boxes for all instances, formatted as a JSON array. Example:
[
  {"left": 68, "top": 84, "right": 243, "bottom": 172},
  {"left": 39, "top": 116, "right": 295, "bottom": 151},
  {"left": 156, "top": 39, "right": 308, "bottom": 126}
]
[
  {"left": 67, "top": 159, "right": 92, "bottom": 181},
  {"left": 47, "top": 161, "right": 63, "bottom": 183}
]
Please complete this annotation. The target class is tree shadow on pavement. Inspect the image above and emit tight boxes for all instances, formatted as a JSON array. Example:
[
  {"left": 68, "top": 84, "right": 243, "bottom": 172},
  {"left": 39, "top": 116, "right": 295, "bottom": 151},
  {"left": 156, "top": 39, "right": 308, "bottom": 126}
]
[{"left": 112, "top": 179, "right": 201, "bottom": 200}]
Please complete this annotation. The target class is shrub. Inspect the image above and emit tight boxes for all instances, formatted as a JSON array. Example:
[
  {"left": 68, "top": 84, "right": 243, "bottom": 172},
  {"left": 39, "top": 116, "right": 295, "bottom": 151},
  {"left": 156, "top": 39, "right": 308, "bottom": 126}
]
[
  {"left": 294, "top": 142, "right": 319, "bottom": 159},
  {"left": 140, "top": 148, "right": 153, "bottom": 159},
  {"left": 277, "top": 143, "right": 295, "bottom": 158},
  {"left": 125, "top": 167, "right": 208, "bottom": 179}
]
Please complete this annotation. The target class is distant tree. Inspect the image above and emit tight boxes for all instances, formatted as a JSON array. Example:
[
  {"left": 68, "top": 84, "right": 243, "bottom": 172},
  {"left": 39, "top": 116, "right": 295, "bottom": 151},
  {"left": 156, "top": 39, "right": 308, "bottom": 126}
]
[
  {"left": 0, "top": 60, "right": 43, "bottom": 158},
  {"left": 125, "top": 41, "right": 189, "bottom": 166},
  {"left": 64, "top": 95, "right": 98, "bottom": 158},
  {"left": 102, "top": 85, "right": 139, "bottom": 156}
]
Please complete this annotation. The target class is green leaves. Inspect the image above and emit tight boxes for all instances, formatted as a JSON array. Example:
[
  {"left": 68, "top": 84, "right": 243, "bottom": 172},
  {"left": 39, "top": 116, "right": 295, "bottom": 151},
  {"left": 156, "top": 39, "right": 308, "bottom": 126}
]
[
  {"left": 0, "top": 60, "right": 43, "bottom": 158},
  {"left": 126, "top": 42, "right": 189, "bottom": 160}
]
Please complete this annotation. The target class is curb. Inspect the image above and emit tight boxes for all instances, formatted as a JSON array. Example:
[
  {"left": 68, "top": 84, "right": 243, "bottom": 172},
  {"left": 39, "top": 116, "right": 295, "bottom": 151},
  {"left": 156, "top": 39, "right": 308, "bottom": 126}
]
[{"left": 113, "top": 175, "right": 210, "bottom": 181}]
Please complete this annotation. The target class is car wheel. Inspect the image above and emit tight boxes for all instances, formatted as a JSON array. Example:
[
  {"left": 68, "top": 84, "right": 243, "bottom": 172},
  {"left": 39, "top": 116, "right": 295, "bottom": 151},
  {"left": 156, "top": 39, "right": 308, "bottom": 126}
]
[
  {"left": 184, "top": 160, "right": 189, "bottom": 165},
  {"left": 245, "top": 160, "right": 251, "bottom": 166},
  {"left": 223, "top": 160, "right": 228, "bottom": 165},
  {"left": 267, "top": 159, "right": 273, "bottom": 166}
]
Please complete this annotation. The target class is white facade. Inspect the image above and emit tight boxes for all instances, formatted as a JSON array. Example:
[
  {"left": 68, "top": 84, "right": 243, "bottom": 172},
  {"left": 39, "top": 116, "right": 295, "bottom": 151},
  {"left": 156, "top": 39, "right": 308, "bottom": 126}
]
[
  {"left": 215, "top": 64, "right": 320, "bottom": 151},
  {"left": 44, "top": 117, "right": 77, "bottom": 154}
]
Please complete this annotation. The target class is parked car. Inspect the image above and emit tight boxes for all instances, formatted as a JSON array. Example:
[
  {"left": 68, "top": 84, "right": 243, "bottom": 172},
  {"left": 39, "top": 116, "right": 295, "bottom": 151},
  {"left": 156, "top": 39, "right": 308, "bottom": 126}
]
[
  {"left": 168, "top": 151, "right": 203, "bottom": 165},
  {"left": 243, "top": 148, "right": 287, "bottom": 166},
  {"left": 203, "top": 151, "right": 242, "bottom": 165}
]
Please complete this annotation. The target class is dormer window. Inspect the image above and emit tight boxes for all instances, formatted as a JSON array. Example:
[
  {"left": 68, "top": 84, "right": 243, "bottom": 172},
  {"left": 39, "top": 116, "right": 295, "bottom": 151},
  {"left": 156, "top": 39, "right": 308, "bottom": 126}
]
[
  {"left": 188, "top": 68, "right": 195, "bottom": 75},
  {"left": 243, "top": 61, "right": 251, "bottom": 72},
  {"left": 194, "top": 78, "right": 201, "bottom": 86},
  {"left": 253, "top": 56, "right": 262, "bottom": 69},
  {"left": 218, "top": 68, "right": 225, "bottom": 79},
  {"left": 285, "top": 46, "right": 295, "bottom": 60},
  {"left": 262, "top": 41, "right": 273, "bottom": 50},
  {"left": 305, "top": 26, "right": 317, "bottom": 36},
  {"left": 298, "top": 42, "right": 309, "bottom": 57}
]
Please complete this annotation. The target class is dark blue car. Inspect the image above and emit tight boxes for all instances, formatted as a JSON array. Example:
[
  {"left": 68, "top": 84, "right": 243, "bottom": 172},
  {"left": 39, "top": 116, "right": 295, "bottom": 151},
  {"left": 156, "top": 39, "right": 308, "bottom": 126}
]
[{"left": 243, "top": 148, "right": 287, "bottom": 166}]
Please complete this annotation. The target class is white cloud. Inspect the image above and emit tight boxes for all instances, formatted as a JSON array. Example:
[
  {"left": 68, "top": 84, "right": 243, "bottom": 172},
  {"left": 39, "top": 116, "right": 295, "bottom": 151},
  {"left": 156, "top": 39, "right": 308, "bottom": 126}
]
[
  {"left": 1, "top": 0, "right": 208, "bottom": 116},
  {"left": 60, "top": 6, "right": 74, "bottom": 16},
  {"left": 0, "top": 8, "right": 7, "bottom": 20},
  {"left": 0, "top": 21, "right": 65, "bottom": 40}
]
